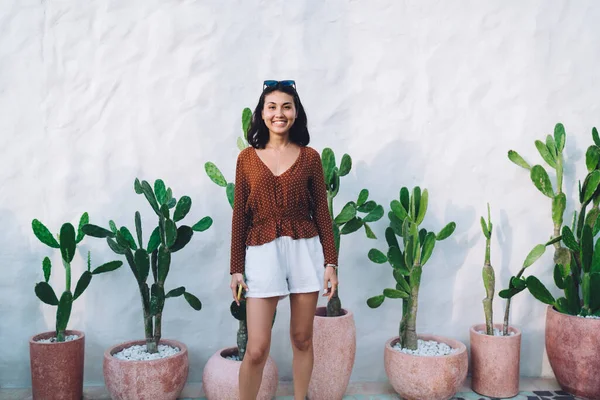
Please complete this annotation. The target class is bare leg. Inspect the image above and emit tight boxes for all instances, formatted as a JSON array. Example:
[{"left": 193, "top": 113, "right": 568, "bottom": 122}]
[
  {"left": 239, "top": 297, "right": 279, "bottom": 400},
  {"left": 289, "top": 291, "right": 319, "bottom": 400}
]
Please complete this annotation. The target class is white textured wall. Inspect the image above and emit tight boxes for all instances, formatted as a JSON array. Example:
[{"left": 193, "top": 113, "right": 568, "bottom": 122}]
[{"left": 2, "top": 0, "right": 600, "bottom": 388}]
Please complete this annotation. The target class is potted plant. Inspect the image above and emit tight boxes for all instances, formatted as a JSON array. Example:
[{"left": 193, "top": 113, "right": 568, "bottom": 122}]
[
  {"left": 506, "top": 123, "right": 600, "bottom": 399},
  {"left": 309, "top": 147, "right": 384, "bottom": 400},
  {"left": 82, "top": 178, "right": 211, "bottom": 400},
  {"left": 470, "top": 203, "right": 560, "bottom": 398},
  {"left": 30, "top": 213, "right": 123, "bottom": 400},
  {"left": 202, "top": 108, "right": 279, "bottom": 400},
  {"left": 366, "top": 186, "right": 466, "bottom": 400}
]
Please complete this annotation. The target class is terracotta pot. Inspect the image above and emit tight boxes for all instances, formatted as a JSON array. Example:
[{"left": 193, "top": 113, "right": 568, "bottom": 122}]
[
  {"left": 29, "top": 329, "right": 85, "bottom": 400},
  {"left": 469, "top": 323, "right": 521, "bottom": 398},
  {"left": 103, "top": 339, "right": 188, "bottom": 400},
  {"left": 545, "top": 305, "right": 600, "bottom": 399},
  {"left": 202, "top": 347, "right": 278, "bottom": 400},
  {"left": 384, "top": 334, "right": 468, "bottom": 400},
  {"left": 307, "top": 307, "right": 356, "bottom": 400}
]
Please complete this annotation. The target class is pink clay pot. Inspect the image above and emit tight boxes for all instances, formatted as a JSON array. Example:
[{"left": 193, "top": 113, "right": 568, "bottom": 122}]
[
  {"left": 384, "top": 334, "right": 468, "bottom": 400},
  {"left": 546, "top": 305, "right": 600, "bottom": 399},
  {"left": 469, "top": 323, "right": 521, "bottom": 398},
  {"left": 29, "top": 330, "right": 85, "bottom": 400},
  {"left": 103, "top": 339, "right": 188, "bottom": 400},
  {"left": 308, "top": 307, "right": 356, "bottom": 400},
  {"left": 202, "top": 347, "right": 278, "bottom": 400}
]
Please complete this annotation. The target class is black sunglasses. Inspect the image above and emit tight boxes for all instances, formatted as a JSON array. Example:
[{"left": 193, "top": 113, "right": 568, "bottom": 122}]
[{"left": 263, "top": 80, "right": 296, "bottom": 90}]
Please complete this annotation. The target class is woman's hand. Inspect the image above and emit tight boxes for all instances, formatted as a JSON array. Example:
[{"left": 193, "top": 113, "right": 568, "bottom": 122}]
[
  {"left": 230, "top": 273, "right": 248, "bottom": 305},
  {"left": 322, "top": 266, "right": 338, "bottom": 301}
]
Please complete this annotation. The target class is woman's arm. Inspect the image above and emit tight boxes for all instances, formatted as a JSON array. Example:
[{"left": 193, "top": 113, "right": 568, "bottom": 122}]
[
  {"left": 309, "top": 149, "right": 339, "bottom": 267},
  {"left": 230, "top": 152, "right": 250, "bottom": 275}
]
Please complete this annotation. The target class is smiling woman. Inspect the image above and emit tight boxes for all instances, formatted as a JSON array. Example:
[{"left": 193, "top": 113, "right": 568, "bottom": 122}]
[
  {"left": 227, "top": 80, "right": 339, "bottom": 400},
  {"left": 247, "top": 81, "right": 309, "bottom": 149}
]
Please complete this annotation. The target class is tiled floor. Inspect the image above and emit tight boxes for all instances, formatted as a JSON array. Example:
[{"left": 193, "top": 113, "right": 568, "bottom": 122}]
[
  {"left": 268, "top": 393, "right": 581, "bottom": 400},
  {"left": 0, "top": 379, "right": 585, "bottom": 400}
]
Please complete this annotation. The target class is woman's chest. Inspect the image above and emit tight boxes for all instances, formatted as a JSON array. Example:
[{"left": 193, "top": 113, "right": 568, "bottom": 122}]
[{"left": 246, "top": 160, "right": 311, "bottom": 202}]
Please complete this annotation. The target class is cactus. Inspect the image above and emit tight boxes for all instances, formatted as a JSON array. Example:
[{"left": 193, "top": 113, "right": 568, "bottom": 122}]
[
  {"left": 366, "top": 186, "right": 455, "bottom": 350},
  {"left": 499, "top": 236, "right": 561, "bottom": 335},
  {"left": 229, "top": 281, "right": 275, "bottom": 361},
  {"left": 505, "top": 123, "right": 600, "bottom": 320},
  {"left": 204, "top": 107, "right": 252, "bottom": 209},
  {"left": 230, "top": 292, "right": 248, "bottom": 360},
  {"left": 480, "top": 203, "right": 495, "bottom": 335},
  {"left": 31, "top": 213, "right": 123, "bottom": 341},
  {"left": 321, "top": 148, "right": 384, "bottom": 317},
  {"left": 82, "top": 179, "right": 211, "bottom": 353},
  {"left": 205, "top": 107, "right": 276, "bottom": 360}
]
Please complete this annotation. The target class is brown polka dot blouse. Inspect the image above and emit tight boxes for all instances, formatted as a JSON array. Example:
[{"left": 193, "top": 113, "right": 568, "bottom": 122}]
[{"left": 230, "top": 145, "right": 338, "bottom": 275}]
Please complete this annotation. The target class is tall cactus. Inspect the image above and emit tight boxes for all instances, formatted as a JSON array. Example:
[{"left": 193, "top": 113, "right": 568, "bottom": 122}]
[
  {"left": 366, "top": 187, "right": 456, "bottom": 350},
  {"left": 82, "top": 179, "right": 211, "bottom": 353},
  {"left": 31, "top": 213, "right": 123, "bottom": 341},
  {"left": 321, "top": 148, "right": 384, "bottom": 317},
  {"left": 508, "top": 123, "right": 569, "bottom": 271},
  {"left": 205, "top": 107, "right": 276, "bottom": 360},
  {"left": 480, "top": 203, "right": 495, "bottom": 335},
  {"left": 506, "top": 124, "right": 600, "bottom": 318}
]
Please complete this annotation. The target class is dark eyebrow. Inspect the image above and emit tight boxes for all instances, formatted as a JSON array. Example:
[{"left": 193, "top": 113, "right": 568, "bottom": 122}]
[{"left": 266, "top": 102, "right": 293, "bottom": 106}]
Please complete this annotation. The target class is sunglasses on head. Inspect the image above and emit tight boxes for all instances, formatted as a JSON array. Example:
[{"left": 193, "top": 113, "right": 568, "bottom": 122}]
[{"left": 263, "top": 80, "right": 296, "bottom": 90}]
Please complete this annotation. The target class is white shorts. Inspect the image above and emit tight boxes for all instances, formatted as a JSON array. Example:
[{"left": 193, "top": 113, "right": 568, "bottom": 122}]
[{"left": 244, "top": 235, "right": 325, "bottom": 298}]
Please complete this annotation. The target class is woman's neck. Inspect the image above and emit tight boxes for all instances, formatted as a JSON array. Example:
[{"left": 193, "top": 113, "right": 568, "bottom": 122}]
[{"left": 266, "top": 134, "right": 291, "bottom": 150}]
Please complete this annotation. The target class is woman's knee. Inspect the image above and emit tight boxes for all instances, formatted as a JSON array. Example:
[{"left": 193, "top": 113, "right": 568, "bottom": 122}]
[
  {"left": 291, "top": 330, "right": 313, "bottom": 352},
  {"left": 245, "top": 341, "right": 270, "bottom": 365}
]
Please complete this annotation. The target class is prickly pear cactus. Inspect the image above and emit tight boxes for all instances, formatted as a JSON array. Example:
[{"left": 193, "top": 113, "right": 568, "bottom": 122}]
[
  {"left": 321, "top": 148, "right": 384, "bottom": 317},
  {"left": 230, "top": 298, "right": 248, "bottom": 359},
  {"left": 82, "top": 178, "right": 212, "bottom": 353},
  {"left": 31, "top": 213, "right": 123, "bottom": 341},
  {"left": 204, "top": 107, "right": 252, "bottom": 209},
  {"left": 366, "top": 186, "right": 455, "bottom": 350},
  {"left": 506, "top": 124, "right": 600, "bottom": 318},
  {"left": 229, "top": 284, "right": 276, "bottom": 361}
]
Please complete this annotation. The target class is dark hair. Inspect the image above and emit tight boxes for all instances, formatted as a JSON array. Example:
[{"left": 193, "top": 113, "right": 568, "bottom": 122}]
[{"left": 247, "top": 83, "right": 310, "bottom": 149}]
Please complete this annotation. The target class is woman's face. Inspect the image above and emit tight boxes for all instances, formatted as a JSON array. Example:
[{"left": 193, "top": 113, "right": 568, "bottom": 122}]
[{"left": 261, "top": 91, "right": 296, "bottom": 137}]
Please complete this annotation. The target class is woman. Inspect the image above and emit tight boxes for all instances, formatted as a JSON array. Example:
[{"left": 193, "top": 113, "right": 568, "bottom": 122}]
[{"left": 229, "top": 80, "right": 339, "bottom": 400}]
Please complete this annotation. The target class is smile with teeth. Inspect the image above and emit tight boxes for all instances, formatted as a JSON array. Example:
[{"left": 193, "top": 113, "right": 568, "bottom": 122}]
[{"left": 272, "top": 120, "right": 287, "bottom": 126}]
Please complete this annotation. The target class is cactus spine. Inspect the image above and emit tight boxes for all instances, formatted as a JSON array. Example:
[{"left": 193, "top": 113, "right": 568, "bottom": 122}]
[
  {"left": 321, "top": 148, "right": 384, "bottom": 317},
  {"left": 481, "top": 203, "right": 495, "bottom": 335},
  {"left": 83, "top": 179, "right": 211, "bottom": 353},
  {"left": 367, "top": 187, "right": 456, "bottom": 350},
  {"left": 32, "top": 213, "right": 123, "bottom": 341}
]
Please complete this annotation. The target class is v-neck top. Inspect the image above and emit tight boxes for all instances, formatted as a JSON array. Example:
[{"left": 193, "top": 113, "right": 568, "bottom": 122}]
[{"left": 229, "top": 145, "right": 338, "bottom": 275}]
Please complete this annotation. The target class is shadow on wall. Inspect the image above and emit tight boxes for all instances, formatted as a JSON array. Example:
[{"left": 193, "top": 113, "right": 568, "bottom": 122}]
[
  {"left": 77, "top": 175, "right": 139, "bottom": 386},
  {"left": 432, "top": 200, "right": 477, "bottom": 334},
  {"left": 76, "top": 173, "right": 218, "bottom": 385},
  {"left": 0, "top": 209, "right": 46, "bottom": 387},
  {"left": 343, "top": 136, "right": 435, "bottom": 382},
  {"left": 348, "top": 135, "right": 506, "bottom": 381}
]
